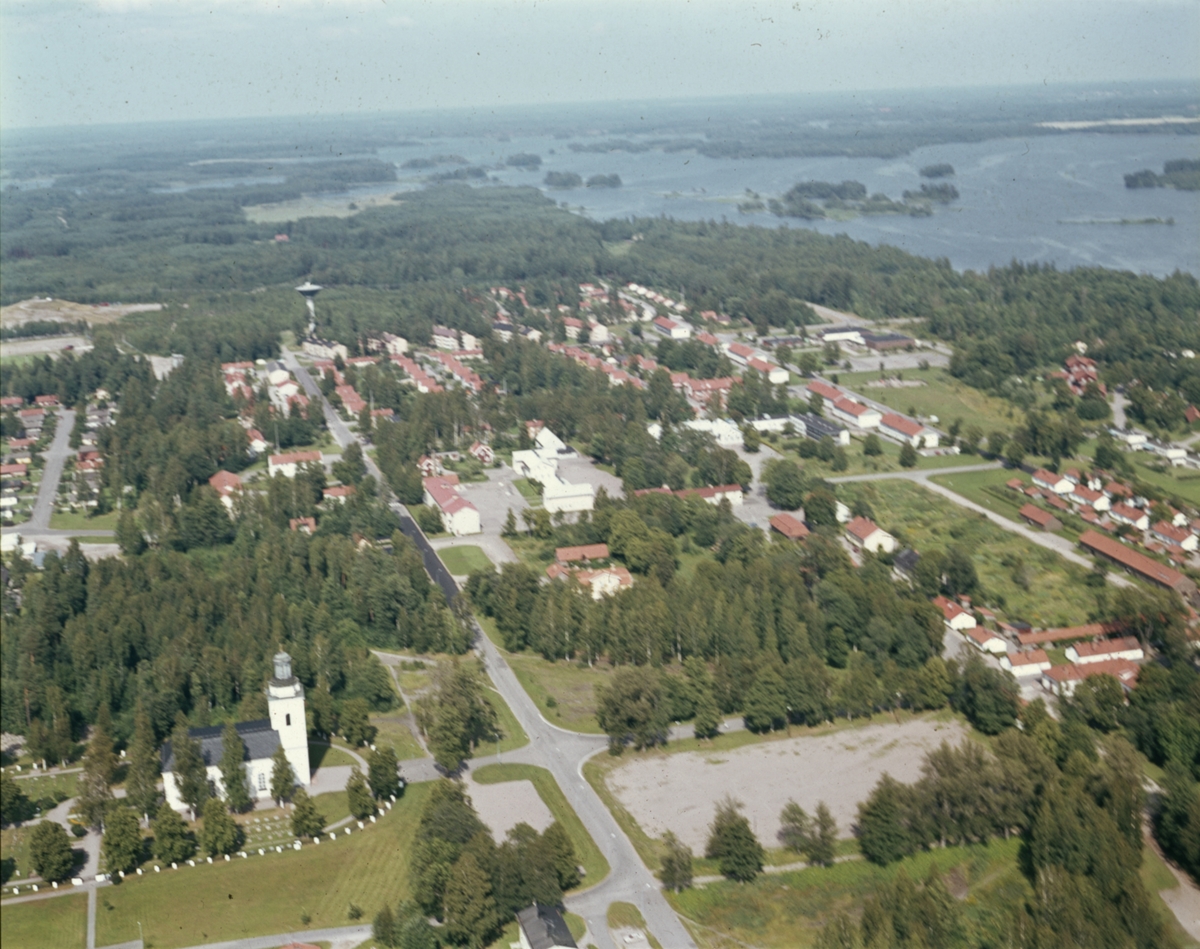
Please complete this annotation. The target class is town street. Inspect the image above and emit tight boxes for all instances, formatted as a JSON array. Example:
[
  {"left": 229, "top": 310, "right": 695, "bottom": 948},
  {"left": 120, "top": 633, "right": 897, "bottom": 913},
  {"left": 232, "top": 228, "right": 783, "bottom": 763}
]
[{"left": 284, "top": 348, "right": 698, "bottom": 948}]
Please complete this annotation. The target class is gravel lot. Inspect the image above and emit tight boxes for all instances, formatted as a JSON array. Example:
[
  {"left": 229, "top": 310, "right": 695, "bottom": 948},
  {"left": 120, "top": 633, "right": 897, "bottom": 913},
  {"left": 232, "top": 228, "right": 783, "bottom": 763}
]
[
  {"left": 607, "top": 717, "right": 967, "bottom": 852},
  {"left": 466, "top": 775, "right": 554, "bottom": 838}
]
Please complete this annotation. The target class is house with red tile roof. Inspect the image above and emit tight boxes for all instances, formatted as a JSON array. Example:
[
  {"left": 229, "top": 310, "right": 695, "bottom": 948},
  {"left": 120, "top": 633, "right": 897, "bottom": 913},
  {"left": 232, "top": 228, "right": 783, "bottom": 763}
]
[
  {"left": 556, "top": 543, "right": 609, "bottom": 563},
  {"left": 323, "top": 485, "right": 355, "bottom": 504},
  {"left": 830, "top": 397, "right": 882, "bottom": 430},
  {"left": 845, "top": 516, "right": 896, "bottom": 553},
  {"left": 1151, "top": 521, "right": 1197, "bottom": 552},
  {"left": 769, "top": 512, "right": 810, "bottom": 540},
  {"left": 966, "top": 626, "right": 1008, "bottom": 654},
  {"left": 933, "top": 595, "right": 977, "bottom": 631},
  {"left": 805, "top": 379, "right": 842, "bottom": 402},
  {"left": 208, "top": 470, "right": 243, "bottom": 510},
  {"left": 268, "top": 450, "right": 322, "bottom": 478},
  {"left": 1000, "top": 650, "right": 1052, "bottom": 677},
  {"left": 1032, "top": 469, "right": 1073, "bottom": 494},
  {"left": 1018, "top": 503, "right": 1062, "bottom": 532},
  {"left": 1066, "top": 636, "right": 1144, "bottom": 664},
  {"left": 1041, "top": 658, "right": 1139, "bottom": 696},
  {"left": 422, "top": 476, "right": 481, "bottom": 536},
  {"left": 1069, "top": 484, "right": 1110, "bottom": 512},
  {"left": 1109, "top": 503, "right": 1149, "bottom": 531},
  {"left": 879, "top": 413, "right": 939, "bottom": 448},
  {"left": 1079, "top": 530, "right": 1198, "bottom": 599}
]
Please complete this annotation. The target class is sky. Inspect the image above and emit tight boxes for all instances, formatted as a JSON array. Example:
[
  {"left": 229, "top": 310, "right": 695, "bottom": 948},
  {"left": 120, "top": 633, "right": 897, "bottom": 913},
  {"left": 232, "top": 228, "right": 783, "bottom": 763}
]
[{"left": 1, "top": 0, "right": 1197, "bottom": 129}]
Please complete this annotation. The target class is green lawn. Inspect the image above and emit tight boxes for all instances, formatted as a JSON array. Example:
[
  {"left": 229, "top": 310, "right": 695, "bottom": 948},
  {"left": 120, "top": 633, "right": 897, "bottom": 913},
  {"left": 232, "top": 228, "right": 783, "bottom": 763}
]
[
  {"left": 1129, "top": 454, "right": 1200, "bottom": 507},
  {"left": 512, "top": 478, "right": 542, "bottom": 505},
  {"left": 834, "top": 368, "right": 1022, "bottom": 435},
  {"left": 476, "top": 615, "right": 610, "bottom": 734},
  {"left": 473, "top": 763, "right": 610, "bottom": 886},
  {"left": 669, "top": 838, "right": 1026, "bottom": 949},
  {"left": 307, "top": 742, "right": 357, "bottom": 769},
  {"left": 1142, "top": 843, "right": 1200, "bottom": 949},
  {"left": 608, "top": 901, "right": 664, "bottom": 949},
  {"left": 438, "top": 544, "right": 493, "bottom": 575},
  {"left": 93, "top": 781, "right": 432, "bottom": 949},
  {"left": 0, "top": 892, "right": 89, "bottom": 949},
  {"left": 368, "top": 715, "right": 427, "bottom": 762},
  {"left": 48, "top": 510, "right": 119, "bottom": 531},
  {"left": 845, "top": 479, "right": 1100, "bottom": 628},
  {"left": 481, "top": 683, "right": 529, "bottom": 756}
]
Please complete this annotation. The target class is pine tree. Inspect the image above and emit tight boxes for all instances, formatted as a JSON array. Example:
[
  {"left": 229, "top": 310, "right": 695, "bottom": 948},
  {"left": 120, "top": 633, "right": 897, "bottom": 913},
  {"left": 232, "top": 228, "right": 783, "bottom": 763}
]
[
  {"left": 373, "top": 903, "right": 397, "bottom": 948},
  {"left": 660, "top": 830, "right": 693, "bottom": 892},
  {"left": 778, "top": 800, "right": 812, "bottom": 853},
  {"left": 290, "top": 788, "right": 326, "bottom": 838},
  {"left": 340, "top": 697, "right": 376, "bottom": 747},
  {"left": 125, "top": 702, "right": 160, "bottom": 822},
  {"left": 810, "top": 801, "right": 838, "bottom": 867},
  {"left": 170, "top": 718, "right": 209, "bottom": 820},
  {"left": 347, "top": 765, "right": 376, "bottom": 820},
  {"left": 705, "top": 797, "right": 763, "bottom": 882},
  {"left": 542, "top": 821, "right": 580, "bottom": 890},
  {"left": 368, "top": 745, "right": 401, "bottom": 800},
  {"left": 151, "top": 803, "right": 195, "bottom": 864},
  {"left": 270, "top": 745, "right": 296, "bottom": 806},
  {"left": 29, "top": 820, "right": 75, "bottom": 883},
  {"left": 218, "top": 722, "right": 252, "bottom": 813},
  {"left": 102, "top": 805, "right": 143, "bottom": 875},
  {"left": 693, "top": 686, "right": 721, "bottom": 740},
  {"left": 201, "top": 797, "right": 241, "bottom": 857},
  {"left": 501, "top": 508, "right": 518, "bottom": 538},
  {"left": 899, "top": 441, "right": 918, "bottom": 468},
  {"left": 443, "top": 852, "right": 500, "bottom": 949},
  {"left": 77, "top": 705, "right": 117, "bottom": 831}
]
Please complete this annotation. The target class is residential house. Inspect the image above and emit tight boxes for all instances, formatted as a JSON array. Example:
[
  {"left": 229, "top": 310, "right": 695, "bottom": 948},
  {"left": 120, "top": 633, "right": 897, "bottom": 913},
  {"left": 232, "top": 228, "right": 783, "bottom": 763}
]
[
  {"left": 1070, "top": 484, "right": 1110, "bottom": 512},
  {"left": 208, "top": 470, "right": 243, "bottom": 511},
  {"left": 1152, "top": 521, "right": 1197, "bottom": 552},
  {"left": 966, "top": 627, "right": 1008, "bottom": 654},
  {"left": 746, "top": 357, "right": 790, "bottom": 385},
  {"left": 575, "top": 566, "right": 634, "bottom": 600},
  {"left": 432, "top": 326, "right": 458, "bottom": 350},
  {"left": 516, "top": 903, "right": 578, "bottom": 949},
  {"left": 805, "top": 379, "right": 843, "bottom": 403},
  {"left": 468, "top": 441, "right": 495, "bottom": 465},
  {"left": 769, "top": 512, "right": 810, "bottom": 540},
  {"left": 845, "top": 516, "right": 897, "bottom": 553},
  {"left": 1041, "top": 658, "right": 1140, "bottom": 697},
  {"left": 1000, "top": 650, "right": 1052, "bottom": 677},
  {"left": 289, "top": 517, "right": 316, "bottom": 534},
  {"left": 829, "top": 397, "right": 882, "bottom": 430},
  {"left": 1031, "top": 469, "right": 1073, "bottom": 495},
  {"left": 879, "top": 413, "right": 939, "bottom": 448},
  {"left": 933, "top": 595, "right": 977, "bottom": 631},
  {"left": 422, "top": 477, "right": 481, "bottom": 536},
  {"left": 1109, "top": 504, "right": 1150, "bottom": 531},
  {"left": 1079, "top": 530, "right": 1198, "bottom": 600},
  {"left": 323, "top": 485, "right": 355, "bottom": 504},
  {"left": 268, "top": 450, "right": 322, "bottom": 478},
  {"left": 677, "top": 484, "right": 744, "bottom": 507},
  {"left": 562, "top": 316, "right": 584, "bottom": 340},
  {"left": 556, "top": 543, "right": 609, "bottom": 563},
  {"left": 1066, "top": 637, "right": 1144, "bottom": 665},
  {"left": 301, "top": 337, "right": 349, "bottom": 361},
  {"left": 653, "top": 316, "right": 692, "bottom": 339}
]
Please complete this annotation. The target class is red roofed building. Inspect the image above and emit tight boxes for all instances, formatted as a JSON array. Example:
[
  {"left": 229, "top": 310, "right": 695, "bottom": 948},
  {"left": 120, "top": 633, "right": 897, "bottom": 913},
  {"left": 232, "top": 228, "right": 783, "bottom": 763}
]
[
  {"left": 1079, "top": 529, "right": 1198, "bottom": 599},
  {"left": 830, "top": 397, "right": 882, "bottom": 430},
  {"left": 1000, "top": 650, "right": 1052, "bottom": 677},
  {"left": 1016, "top": 623, "right": 1115, "bottom": 647},
  {"left": 845, "top": 516, "right": 896, "bottom": 553},
  {"left": 323, "top": 485, "right": 355, "bottom": 504},
  {"left": 933, "top": 594, "right": 977, "bottom": 631},
  {"left": 556, "top": 543, "right": 609, "bottom": 563},
  {"left": 1066, "top": 636, "right": 1144, "bottom": 664},
  {"left": 34, "top": 395, "right": 59, "bottom": 406},
  {"left": 1152, "top": 520, "right": 1197, "bottom": 552},
  {"left": 0, "top": 396, "right": 24, "bottom": 408},
  {"left": 1110, "top": 503, "right": 1149, "bottom": 531},
  {"left": 879, "top": 413, "right": 938, "bottom": 448},
  {"left": 769, "top": 512, "right": 810, "bottom": 540},
  {"left": 422, "top": 477, "right": 481, "bottom": 536},
  {"left": 1186, "top": 405, "right": 1200, "bottom": 425},
  {"left": 1041, "top": 658, "right": 1139, "bottom": 696},
  {"left": 806, "top": 379, "right": 842, "bottom": 402},
  {"left": 208, "top": 470, "right": 243, "bottom": 510},
  {"left": 268, "top": 450, "right": 322, "bottom": 478},
  {"left": 725, "top": 342, "right": 756, "bottom": 364},
  {"left": 289, "top": 517, "right": 317, "bottom": 534},
  {"left": 1018, "top": 503, "right": 1062, "bottom": 532}
]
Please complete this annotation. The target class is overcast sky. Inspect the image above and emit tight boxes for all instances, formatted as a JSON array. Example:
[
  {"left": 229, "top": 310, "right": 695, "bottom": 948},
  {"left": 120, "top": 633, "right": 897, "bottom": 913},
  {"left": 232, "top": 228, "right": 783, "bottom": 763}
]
[{"left": 1, "top": 0, "right": 1197, "bottom": 129}]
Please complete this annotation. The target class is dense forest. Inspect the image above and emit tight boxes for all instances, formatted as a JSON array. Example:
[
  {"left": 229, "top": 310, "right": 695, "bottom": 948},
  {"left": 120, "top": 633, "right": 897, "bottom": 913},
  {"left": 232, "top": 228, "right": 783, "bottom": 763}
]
[{"left": 1124, "top": 158, "right": 1200, "bottom": 191}]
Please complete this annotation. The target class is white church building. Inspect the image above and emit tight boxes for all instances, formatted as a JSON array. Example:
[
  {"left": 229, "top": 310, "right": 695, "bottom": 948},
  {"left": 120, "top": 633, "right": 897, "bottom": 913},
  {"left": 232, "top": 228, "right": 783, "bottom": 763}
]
[{"left": 162, "top": 652, "right": 310, "bottom": 812}]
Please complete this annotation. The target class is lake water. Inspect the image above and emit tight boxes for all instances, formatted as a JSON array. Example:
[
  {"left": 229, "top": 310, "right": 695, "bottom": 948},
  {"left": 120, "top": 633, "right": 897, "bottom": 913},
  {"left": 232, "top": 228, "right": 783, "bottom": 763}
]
[{"left": 375, "top": 132, "right": 1198, "bottom": 277}]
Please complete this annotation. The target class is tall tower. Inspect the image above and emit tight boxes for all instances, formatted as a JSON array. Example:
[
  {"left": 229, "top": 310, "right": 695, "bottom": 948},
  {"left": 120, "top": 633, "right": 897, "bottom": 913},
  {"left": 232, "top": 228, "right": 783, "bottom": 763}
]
[
  {"left": 267, "top": 652, "right": 310, "bottom": 786},
  {"left": 296, "top": 281, "right": 323, "bottom": 336}
]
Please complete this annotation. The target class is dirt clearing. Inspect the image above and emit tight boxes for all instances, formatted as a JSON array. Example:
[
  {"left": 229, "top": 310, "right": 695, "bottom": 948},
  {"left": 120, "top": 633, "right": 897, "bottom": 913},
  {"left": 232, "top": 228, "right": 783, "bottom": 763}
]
[
  {"left": 608, "top": 717, "right": 967, "bottom": 852},
  {"left": 466, "top": 774, "right": 553, "bottom": 839},
  {"left": 1, "top": 297, "right": 161, "bottom": 328}
]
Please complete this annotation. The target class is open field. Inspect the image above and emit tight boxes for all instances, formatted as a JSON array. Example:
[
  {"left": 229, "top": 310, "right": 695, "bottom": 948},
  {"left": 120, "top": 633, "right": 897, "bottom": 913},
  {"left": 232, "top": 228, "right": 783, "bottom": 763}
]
[
  {"left": 671, "top": 838, "right": 1026, "bottom": 949},
  {"left": 307, "top": 742, "right": 357, "bottom": 770},
  {"left": 242, "top": 188, "right": 416, "bottom": 223},
  {"left": 48, "top": 510, "right": 120, "bottom": 532},
  {"left": 438, "top": 544, "right": 493, "bottom": 575},
  {"left": 930, "top": 466, "right": 1029, "bottom": 518},
  {"left": 845, "top": 479, "right": 1101, "bottom": 627},
  {"left": 768, "top": 431, "right": 986, "bottom": 479},
  {"left": 0, "top": 891, "right": 89, "bottom": 949},
  {"left": 367, "top": 715, "right": 425, "bottom": 761},
  {"left": 92, "top": 781, "right": 431, "bottom": 949},
  {"left": 609, "top": 901, "right": 664, "bottom": 949},
  {"left": 1, "top": 298, "right": 157, "bottom": 328},
  {"left": 472, "top": 763, "right": 610, "bottom": 885},
  {"left": 606, "top": 717, "right": 967, "bottom": 853},
  {"left": 1129, "top": 454, "right": 1200, "bottom": 507},
  {"left": 833, "top": 367, "right": 1021, "bottom": 434}
]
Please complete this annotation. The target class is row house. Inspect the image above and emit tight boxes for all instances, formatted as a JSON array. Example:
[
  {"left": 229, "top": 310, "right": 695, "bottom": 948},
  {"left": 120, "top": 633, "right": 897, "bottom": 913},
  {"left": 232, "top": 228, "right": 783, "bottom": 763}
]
[
  {"left": 879, "top": 413, "right": 939, "bottom": 448},
  {"left": 829, "top": 397, "right": 881, "bottom": 430}
]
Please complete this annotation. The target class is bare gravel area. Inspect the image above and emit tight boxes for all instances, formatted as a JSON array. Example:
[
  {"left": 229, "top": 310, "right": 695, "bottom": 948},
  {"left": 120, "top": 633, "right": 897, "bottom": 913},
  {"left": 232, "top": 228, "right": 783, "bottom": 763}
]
[
  {"left": 608, "top": 717, "right": 967, "bottom": 852},
  {"left": 466, "top": 775, "right": 554, "bottom": 838}
]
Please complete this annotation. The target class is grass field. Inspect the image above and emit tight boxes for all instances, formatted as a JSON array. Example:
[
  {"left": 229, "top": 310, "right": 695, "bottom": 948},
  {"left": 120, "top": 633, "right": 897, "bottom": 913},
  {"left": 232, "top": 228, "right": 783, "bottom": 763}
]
[
  {"left": 307, "top": 742, "right": 357, "bottom": 770},
  {"left": 481, "top": 684, "right": 529, "bottom": 756},
  {"left": 438, "top": 544, "right": 493, "bottom": 575},
  {"left": 368, "top": 715, "right": 426, "bottom": 761},
  {"left": 476, "top": 615, "right": 609, "bottom": 734},
  {"left": 834, "top": 368, "right": 1021, "bottom": 435},
  {"left": 608, "top": 901, "right": 664, "bottom": 949},
  {"left": 512, "top": 478, "right": 542, "bottom": 506},
  {"left": 846, "top": 479, "right": 1100, "bottom": 628},
  {"left": 0, "top": 892, "right": 88, "bottom": 949},
  {"left": 929, "top": 466, "right": 1029, "bottom": 518},
  {"left": 48, "top": 510, "right": 119, "bottom": 531},
  {"left": 768, "top": 431, "right": 988, "bottom": 480},
  {"left": 1129, "top": 453, "right": 1200, "bottom": 507},
  {"left": 473, "top": 763, "right": 610, "bottom": 886},
  {"left": 670, "top": 838, "right": 1026, "bottom": 949},
  {"left": 1142, "top": 843, "right": 1200, "bottom": 949},
  {"left": 92, "top": 781, "right": 432, "bottom": 949}
]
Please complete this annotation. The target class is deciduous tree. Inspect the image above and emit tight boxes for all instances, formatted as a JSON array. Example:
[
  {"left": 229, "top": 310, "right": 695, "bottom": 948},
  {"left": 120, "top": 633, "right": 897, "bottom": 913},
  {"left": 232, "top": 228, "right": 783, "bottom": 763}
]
[
  {"left": 151, "top": 803, "right": 195, "bottom": 864},
  {"left": 102, "top": 805, "right": 142, "bottom": 875}
]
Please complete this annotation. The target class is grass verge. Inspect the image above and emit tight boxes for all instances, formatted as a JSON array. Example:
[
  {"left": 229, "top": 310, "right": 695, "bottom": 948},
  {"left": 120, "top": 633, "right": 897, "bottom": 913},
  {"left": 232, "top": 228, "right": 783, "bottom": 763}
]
[
  {"left": 0, "top": 891, "right": 88, "bottom": 949},
  {"left": 472, "top": 763, "right": 610, "bottom": 886},
  {"left": 607, "top": 902, "right": 664, "bottom": 949},
  {"left": 93, "top": 782, "right": 431, "bottom": 949},
  {"left": 438, "top": 544, "right": 493, "bottom": 575},
  {"left": 481, "top": 679, "right": 529, "bottom": 756},
  {"left": 369, "top": 715, "right": 426, "bottom": 762},
  {"left": 48, "top": 509, "right": 119, "bottom": 531}
]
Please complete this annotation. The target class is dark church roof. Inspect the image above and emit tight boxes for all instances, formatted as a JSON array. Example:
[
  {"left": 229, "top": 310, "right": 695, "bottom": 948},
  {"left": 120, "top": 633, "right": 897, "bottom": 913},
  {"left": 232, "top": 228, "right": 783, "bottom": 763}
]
[
  {"left": 160, "top": 719, "right": 280, "bottom": 773},
  {"left": 515, "top": 903, "right": 577, "bottom": 949}
]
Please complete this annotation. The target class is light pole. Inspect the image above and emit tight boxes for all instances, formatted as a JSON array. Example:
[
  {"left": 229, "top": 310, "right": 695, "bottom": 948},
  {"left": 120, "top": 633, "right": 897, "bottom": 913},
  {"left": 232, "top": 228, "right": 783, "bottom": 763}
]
[{"left": 136, "top": 920, "right": 143, "bottom": 947}]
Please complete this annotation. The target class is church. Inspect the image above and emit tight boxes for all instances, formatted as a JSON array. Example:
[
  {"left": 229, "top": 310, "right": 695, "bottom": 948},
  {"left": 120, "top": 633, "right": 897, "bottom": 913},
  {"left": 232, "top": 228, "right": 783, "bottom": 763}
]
[{"left": 162, "top": 652, "right": 311, "bottom": 812}]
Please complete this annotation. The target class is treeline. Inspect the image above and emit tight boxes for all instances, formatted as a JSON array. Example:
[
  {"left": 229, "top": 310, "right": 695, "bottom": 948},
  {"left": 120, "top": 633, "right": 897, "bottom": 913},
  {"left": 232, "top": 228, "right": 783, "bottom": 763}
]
[
  {"left": 0, "top": 337, "right": 148, "bottom": 405},
  {"left": 0, "top": 517, "right": 467, "bottom": 757},
  {"left": 0, "top": 319, "right": 87, "bottom": 340},
  {"left": 1125, "top": 158, "right": 1200, "bottom": 191}
]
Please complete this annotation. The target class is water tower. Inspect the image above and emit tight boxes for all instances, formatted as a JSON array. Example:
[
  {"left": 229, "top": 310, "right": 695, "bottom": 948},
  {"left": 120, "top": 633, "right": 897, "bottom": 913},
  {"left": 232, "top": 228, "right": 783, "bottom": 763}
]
[{"left": 296, "top": 281, "right": 323, "bottom": 335}]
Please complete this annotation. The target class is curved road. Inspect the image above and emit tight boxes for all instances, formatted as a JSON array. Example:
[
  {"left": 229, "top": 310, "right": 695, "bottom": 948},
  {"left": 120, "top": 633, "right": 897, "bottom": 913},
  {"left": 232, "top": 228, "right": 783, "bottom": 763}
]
[{"left": 283, "top": 347, "right": 697, "bottom": 948}]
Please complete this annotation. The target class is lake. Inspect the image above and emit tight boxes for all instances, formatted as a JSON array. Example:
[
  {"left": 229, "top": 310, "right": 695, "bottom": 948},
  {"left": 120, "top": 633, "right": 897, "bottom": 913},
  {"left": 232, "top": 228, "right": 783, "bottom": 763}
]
[{"left": 374, "top": 131, "right": 1198, "bottom": 277}]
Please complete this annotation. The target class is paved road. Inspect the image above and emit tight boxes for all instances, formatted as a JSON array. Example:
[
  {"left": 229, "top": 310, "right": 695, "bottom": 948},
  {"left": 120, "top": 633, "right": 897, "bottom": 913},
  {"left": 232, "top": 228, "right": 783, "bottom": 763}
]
[
  {"left": 30, "top": 409, "right": 74, "bottom": 529},
  {"left": 285, "top": 348, "right": 697, "bottom": 948}
]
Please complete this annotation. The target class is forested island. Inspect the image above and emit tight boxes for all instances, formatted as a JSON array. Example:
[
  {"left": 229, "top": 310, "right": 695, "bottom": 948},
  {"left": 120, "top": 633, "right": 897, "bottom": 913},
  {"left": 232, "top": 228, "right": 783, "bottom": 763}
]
[
  {"left": 1125, "top": 158, "right": 1200, "bottom": 190},
  {"left": 542, "top": 172, "right": 622, "bottom": 189},
  {"left": 769, "top": 179, "right": 938, "bottom": 219},
  {"left": 919, "top": 162, "right": 955, "bottom": 178}
]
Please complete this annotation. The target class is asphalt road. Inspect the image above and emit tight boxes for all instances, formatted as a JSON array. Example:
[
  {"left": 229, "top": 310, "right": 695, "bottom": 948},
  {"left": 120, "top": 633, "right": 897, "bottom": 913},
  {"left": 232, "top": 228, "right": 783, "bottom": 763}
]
[{"left": 283, "top": 347, "right": 698, "bottom": 948}]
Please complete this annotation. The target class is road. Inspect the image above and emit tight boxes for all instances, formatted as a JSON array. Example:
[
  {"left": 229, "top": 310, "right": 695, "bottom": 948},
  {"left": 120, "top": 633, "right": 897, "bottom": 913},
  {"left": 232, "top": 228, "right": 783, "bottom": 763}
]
[
  {"left": 283, "top": 346, "right": 698, "bottom": 948},
  {"left": 829, "top": 462, "right": 1132, "bottom": 586}
]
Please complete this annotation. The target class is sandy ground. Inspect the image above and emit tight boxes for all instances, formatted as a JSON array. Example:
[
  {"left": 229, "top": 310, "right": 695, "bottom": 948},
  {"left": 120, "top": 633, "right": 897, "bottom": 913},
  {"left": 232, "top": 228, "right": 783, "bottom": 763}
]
[
  {"left": 466, "top": 775, "right": 553, "bottom": 839},
  {"left": 0, "top": 297, "right": 160, "bottom": 327},
  {"left": 608, "top": 717, "right": 967, "bottom": 852}
]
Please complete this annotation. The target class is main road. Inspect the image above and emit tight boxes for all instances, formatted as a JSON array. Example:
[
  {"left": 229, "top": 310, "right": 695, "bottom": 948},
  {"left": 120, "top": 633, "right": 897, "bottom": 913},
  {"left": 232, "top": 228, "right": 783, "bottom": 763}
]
[{"left": 281, "top": 347, "right": 697, "bottom": 948}]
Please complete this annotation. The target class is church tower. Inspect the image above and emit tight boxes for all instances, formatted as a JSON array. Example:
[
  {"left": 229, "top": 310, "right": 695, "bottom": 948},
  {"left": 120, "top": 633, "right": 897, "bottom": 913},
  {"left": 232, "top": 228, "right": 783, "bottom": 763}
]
[{"left": 267, "top": 652, "right": 310, "bottom": 786}]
